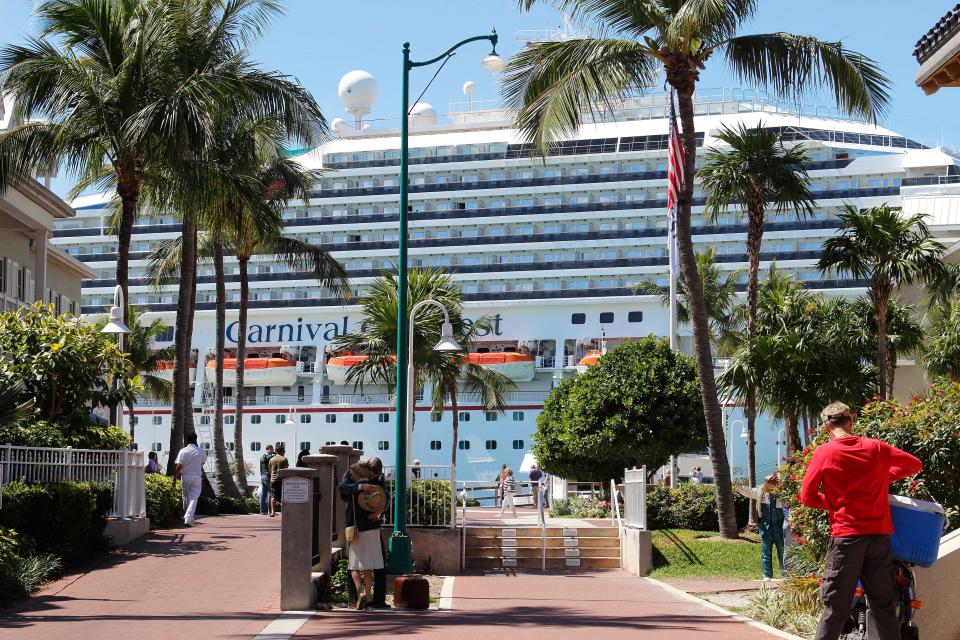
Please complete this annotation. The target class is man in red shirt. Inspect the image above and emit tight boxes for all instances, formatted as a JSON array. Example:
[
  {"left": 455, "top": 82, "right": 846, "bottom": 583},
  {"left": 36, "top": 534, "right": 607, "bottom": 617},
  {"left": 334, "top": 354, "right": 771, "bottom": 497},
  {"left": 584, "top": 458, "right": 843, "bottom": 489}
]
[{"left": 801, "top": 402, "right": 922, "bottom": 640}]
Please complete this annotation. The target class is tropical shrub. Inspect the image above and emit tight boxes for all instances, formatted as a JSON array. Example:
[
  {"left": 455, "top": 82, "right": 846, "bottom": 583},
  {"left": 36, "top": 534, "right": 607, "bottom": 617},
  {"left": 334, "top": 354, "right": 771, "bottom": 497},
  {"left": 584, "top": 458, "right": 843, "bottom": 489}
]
[
  {"left": 647, "top": 485, "right": 751, "bottom": 531},
  {"left": 0, "top": 420, "right": 130, "bottom": 450},
  {"left": 780, "top": 381, "right": 960, "bottom": 559},
  {"left": 384, "top": 479, "right": 451, "bottom": 526},
  {"left": 535, "top": 338, "right": 706, "bottom": 481},
  {"left": 0, "top": 526, "right": 62, "bottom": 600},
  {"left": 0, "top": 481, "right": 111, "bottom": 561},
  {"left": 550, "top": 496, "right": 612, "bottom": 519},
  {"left": 745, "top": 579, "right": 821, "bottom": 637},
  {"left": 144, "top": 474, "right": 182, "bottom": 528}
]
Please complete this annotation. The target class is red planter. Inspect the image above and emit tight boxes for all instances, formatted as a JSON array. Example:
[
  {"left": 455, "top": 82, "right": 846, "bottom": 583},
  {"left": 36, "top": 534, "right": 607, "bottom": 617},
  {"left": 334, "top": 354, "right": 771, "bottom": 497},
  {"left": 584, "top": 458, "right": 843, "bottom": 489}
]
[{"left": 393, "top": 575, "right": 430, "bottom": 610}]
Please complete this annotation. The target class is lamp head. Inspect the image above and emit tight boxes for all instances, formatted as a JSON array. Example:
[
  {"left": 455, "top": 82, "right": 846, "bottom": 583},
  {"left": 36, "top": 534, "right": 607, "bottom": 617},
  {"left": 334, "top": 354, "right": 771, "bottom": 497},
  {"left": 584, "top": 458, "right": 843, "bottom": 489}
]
[
  {"left": 433, "top": 321, "right": 463, "bottom": 352},
  {"left": 481, "top": 52, "right": 506, "bottom": 73},
  {"left": 101, "top": 304, "right": 130, "bottom": 335},
  {"left": 285, "top": 417, "right": 296, "bottom": 427}
]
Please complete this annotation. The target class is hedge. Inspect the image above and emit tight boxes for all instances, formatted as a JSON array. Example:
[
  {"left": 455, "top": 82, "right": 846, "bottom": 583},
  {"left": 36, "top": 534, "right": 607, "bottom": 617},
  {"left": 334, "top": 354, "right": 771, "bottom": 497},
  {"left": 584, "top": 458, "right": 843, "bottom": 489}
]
[
  {"left": 0, "top": 480, "right": 112, "bottom": 561},
  {"left": 647, "top": 485, "right": 751, "bottom": 531},
  {"left": 144, "top": 474, "right": 183, "bottom": 528}
]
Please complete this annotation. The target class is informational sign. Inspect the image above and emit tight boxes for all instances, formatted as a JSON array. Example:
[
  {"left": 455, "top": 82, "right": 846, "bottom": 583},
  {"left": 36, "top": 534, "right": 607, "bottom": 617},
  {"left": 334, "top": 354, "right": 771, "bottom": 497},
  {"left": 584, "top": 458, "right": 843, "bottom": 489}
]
[{"left": 283, "top": 477, "right": 310, "bottom": 504}]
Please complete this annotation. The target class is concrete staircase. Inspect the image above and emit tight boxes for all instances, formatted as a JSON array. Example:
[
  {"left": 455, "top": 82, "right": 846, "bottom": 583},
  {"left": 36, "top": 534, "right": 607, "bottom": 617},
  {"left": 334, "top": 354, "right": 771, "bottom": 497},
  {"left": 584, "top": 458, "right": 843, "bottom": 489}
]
[{"left": 464, "top": 526, "right": 621, "bottom": 570}]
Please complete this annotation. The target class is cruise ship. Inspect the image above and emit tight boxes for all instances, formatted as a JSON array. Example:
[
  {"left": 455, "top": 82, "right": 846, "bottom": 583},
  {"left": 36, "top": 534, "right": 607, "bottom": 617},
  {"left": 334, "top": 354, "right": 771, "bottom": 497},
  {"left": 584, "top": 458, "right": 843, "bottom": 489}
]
[{"left": 53, "top": 76, "right": 960, "bottom": 483}]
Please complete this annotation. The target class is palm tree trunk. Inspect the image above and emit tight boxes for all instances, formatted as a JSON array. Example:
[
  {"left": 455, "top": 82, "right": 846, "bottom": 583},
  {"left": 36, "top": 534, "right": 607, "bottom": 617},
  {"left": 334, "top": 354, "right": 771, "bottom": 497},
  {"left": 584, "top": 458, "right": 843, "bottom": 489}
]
[
  {"left": 785, "top": 413, "right": 802, "bottom": 456},
  {"left": 167, "top": 212, "right": 198, "bottom": 475},
  {"left": 874, "top": 288, "right": 891, "bottom": 399},
  {"left": 745, "top": 199, "right": 764, "bottom": 524},
  {"left": 232, "top": 255, "right": 252, "bottom": 495},
  {"left": 127, "top": 399, "right": 136, "bottom": 449},
  {"left": 115, "top": 177, "right": 139, "bottom": 326},
  {"left": 212, "top": 241, "right": 239, "bottom": 497},
  {"left": 675, "top": 84, "right": 739, "bottom": 539}
]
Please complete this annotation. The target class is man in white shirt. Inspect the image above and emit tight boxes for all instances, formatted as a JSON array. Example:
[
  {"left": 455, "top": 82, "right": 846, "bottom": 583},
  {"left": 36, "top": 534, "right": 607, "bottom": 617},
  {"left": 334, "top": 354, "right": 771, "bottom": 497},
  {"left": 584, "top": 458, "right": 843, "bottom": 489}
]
[{"left": 174, "top": 433, "right": 207, "bottom": 526}]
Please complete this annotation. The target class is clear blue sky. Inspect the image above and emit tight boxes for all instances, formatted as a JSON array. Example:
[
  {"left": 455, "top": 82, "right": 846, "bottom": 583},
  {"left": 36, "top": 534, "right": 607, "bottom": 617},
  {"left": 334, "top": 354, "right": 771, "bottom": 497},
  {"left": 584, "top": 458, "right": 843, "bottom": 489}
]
[{"left": 1, "top": 0, "right": 957, "bottom": 195}]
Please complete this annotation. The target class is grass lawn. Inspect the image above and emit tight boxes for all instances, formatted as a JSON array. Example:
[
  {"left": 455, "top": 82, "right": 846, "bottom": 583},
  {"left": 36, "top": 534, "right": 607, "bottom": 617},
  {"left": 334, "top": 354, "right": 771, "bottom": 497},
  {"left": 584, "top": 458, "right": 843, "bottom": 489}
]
[{"left": 649, "top": 529, "right": 767, "bottom": 581}]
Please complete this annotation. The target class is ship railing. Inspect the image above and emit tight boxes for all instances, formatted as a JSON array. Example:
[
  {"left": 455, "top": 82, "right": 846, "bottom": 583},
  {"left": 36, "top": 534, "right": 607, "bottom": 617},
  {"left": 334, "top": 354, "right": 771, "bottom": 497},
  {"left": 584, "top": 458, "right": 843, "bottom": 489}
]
[
  {"left": 564, "top": 355, "right": 578, "bottom": 368},
  {"left": 295, "top": 361, "right": 319, "bottom": 374},
  {"left": 535, "top": 356, "right": 556, "bottom": 369},
  {"left": 381, "top": 464, "right": 456, "bottom": 528},
  {"left": 0, "top": 444, "right": 145, "bottom": 519}
]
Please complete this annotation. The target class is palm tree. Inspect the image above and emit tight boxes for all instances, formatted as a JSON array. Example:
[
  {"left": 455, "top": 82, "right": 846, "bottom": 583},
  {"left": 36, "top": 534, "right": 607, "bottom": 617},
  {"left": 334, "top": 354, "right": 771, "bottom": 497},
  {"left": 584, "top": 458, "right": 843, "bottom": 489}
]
[
  {"left": 505, "top": 0, "right": 889, "bottom": 538},
  {"left": 0, "top": 0, "right": 164, "bottom": 323},
  {"left": 698, "top": 122, "right": 813, "bottom": 491},
  {"left": 819, "top": 204, "right": 945, "bottom": 399},
  {"left": 333, "top": 269, "right": 515, "bottom": 472},
  {"left": 123, "top": 305, "right": 173, "bottom": 449},
  {"left": 921, "top": 299, "right": 960, "bottom": 381},
  {"left": 720, "top": 268, "right": 875, "bottom": 454},
  {"left": 848, "top": 297, "right": 923, "bottom": 393},
  {"left": 634, "top": 246, "right": 740, "bottom": 354}
]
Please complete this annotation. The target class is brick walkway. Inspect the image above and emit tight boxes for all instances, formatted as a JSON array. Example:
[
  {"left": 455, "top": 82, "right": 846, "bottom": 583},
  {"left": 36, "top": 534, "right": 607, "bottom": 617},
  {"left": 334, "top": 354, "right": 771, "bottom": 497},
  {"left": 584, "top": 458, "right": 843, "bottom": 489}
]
[
  {"left": 0, "top": 515, "right": 282, "bottom": 640},
  {"left": 296, "top": 571, "right": 788, "bottom": 640}
]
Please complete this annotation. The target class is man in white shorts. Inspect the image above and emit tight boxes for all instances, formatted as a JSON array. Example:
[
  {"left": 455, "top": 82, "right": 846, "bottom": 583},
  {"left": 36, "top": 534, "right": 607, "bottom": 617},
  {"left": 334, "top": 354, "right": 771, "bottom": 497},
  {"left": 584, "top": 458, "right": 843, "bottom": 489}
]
[{"left": 175, "top": 433, "right": 207, "bottom": 526}]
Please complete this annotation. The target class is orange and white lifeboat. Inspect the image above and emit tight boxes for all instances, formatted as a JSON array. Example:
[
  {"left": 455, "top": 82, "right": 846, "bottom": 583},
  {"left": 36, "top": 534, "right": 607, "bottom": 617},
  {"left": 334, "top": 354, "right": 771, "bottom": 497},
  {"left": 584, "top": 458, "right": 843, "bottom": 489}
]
[
  {"left": 465, "top": 352, "right": 536, "bottom": 382},
  {"left": 325, "top": 354, "right": 375, "bottom": 385},
  {"left": 151, "top": 360, "right": 195, "bottom": 383},
  {"left": 578, "top": 349, "right": 603, "bottom": 367},
  {"left": 206, "top": 357, "right": 297, "bottom": 386}
]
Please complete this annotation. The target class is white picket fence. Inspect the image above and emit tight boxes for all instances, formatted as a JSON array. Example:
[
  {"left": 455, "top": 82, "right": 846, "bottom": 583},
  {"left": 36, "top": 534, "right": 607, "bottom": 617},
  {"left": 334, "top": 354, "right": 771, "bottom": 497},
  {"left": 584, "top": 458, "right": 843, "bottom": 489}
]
[
  {"left": 0, "top": 444, "right": 146, "bottom": 519},
  {"left": 622, "top": 466, "right": 648, "bottom": 530}
]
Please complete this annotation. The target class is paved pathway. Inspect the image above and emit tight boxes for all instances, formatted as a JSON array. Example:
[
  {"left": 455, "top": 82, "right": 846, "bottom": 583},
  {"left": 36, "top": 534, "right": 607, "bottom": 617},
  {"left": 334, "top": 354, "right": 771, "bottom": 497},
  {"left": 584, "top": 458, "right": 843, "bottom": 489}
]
[
  {"left": 0, "top": 515, "right": 282, "bottom": 640},
  {"left": 296, "top": 571, "right": 789, "bottom": 640}
]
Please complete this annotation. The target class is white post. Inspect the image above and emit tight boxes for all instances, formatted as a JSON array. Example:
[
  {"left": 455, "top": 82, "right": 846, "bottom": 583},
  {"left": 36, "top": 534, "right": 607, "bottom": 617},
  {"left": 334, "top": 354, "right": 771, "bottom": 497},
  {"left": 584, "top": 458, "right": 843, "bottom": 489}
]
[{"left": 449, "top": 464, "right": 457, "bottom": 529}]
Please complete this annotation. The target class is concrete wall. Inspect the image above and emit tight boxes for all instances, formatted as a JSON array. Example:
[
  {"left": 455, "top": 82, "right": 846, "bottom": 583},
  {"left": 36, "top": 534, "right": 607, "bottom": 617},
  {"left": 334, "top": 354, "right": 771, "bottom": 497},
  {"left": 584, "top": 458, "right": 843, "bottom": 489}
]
[
  {"left": 620, "top": 527, "right": 652, "bottom": 576},
  {"left": 913, "top": 529, "right": 960, "bottom": 639},
  {"left": 381, "top": 527, "right": 462, "bottom": 576}
]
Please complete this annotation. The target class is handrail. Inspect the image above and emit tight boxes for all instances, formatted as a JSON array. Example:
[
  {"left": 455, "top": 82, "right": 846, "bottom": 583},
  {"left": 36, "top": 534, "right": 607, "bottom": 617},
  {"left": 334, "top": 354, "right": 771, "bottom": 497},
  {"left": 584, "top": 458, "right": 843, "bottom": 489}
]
[{"left": 611, "top": 478, "right": 623, "bottom": 530}]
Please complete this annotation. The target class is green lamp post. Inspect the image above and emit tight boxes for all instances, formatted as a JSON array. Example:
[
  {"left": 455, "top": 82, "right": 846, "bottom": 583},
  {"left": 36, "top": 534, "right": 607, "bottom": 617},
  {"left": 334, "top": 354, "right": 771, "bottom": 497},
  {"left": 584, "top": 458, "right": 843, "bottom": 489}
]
[{"left": 388, "top": 30, "right": 505, "bottom": 575}]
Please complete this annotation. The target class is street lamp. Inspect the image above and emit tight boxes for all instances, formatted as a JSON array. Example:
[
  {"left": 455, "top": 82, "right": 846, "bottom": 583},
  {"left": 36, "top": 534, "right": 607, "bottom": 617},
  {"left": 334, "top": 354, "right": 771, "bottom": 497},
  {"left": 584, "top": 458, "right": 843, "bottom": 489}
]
[
  {"left": 389, "top": 30, "right": 501, "bottom": 575},
  {"left": 285, "top": 409, "right": 297, "bottom": 458},
  {"left": 728, "top": 419, "right": 747, "bottom": 480},
  {"left": 101, "top": 284, "right": 130, "bottom": 429}
]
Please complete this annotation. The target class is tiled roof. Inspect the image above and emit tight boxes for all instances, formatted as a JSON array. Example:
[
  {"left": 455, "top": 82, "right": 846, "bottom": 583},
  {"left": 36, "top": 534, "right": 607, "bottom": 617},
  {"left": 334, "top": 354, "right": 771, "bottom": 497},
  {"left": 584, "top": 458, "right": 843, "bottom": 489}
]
[{"left": 915, "top": 4, "right": 960, "bottom": 63}]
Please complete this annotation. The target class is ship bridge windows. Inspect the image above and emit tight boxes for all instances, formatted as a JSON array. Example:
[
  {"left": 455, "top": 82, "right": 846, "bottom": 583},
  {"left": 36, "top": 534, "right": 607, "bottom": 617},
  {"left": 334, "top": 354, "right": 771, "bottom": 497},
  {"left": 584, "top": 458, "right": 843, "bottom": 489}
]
[
  {"left": 628, "top": 311, "right": 644, "bottom": 323},
  {"left": 571, "top": 313, "right": 586, "bottom": 324},
  {"left": 599, "top": 312, "right": 615, "bottom": 324}
]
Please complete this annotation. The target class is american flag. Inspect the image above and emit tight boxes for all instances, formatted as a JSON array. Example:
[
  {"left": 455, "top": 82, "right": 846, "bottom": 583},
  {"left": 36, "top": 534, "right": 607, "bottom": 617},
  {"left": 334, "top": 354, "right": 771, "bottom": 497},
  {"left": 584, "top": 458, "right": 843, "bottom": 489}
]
[
  {"left": 666, "top": 92, "right": 683, "bottom": 350},
  {"left": 666, "top": 93, "right": 684, "bottom": 281}
]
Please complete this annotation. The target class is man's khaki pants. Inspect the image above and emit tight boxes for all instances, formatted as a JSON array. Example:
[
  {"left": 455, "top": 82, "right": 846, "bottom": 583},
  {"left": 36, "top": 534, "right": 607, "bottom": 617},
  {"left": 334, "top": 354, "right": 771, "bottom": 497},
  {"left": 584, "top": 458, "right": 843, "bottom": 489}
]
[{"left": 814, "top": 534, "right": 901, "bottom": 640}]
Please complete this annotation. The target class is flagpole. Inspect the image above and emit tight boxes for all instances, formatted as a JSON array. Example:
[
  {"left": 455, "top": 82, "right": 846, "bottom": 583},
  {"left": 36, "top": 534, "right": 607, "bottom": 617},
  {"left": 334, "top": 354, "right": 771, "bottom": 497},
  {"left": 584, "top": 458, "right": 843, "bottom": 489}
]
[{"left": 667, "top": 90, "right": 680, "bottom": 352}]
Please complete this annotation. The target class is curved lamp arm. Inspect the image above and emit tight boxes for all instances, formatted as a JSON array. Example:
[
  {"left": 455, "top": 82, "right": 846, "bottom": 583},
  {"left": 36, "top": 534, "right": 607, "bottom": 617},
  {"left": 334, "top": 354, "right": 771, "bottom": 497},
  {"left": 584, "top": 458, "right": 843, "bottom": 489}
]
[{"left": 408, "top": 30, "right": 499, "bottom": 69}]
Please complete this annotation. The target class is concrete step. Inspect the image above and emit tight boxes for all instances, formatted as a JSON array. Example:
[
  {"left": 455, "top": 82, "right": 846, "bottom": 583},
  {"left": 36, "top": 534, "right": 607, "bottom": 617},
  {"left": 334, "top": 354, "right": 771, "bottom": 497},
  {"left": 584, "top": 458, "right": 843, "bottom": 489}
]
[
  {"left": 466, "top": 546, "right": 619, "bottom": 559},
  {"left": 466, "top": 536, "right": 620, "bottom": 549},
  {"left": 464, "top": 556, "right": 621, "bottom": 570}
]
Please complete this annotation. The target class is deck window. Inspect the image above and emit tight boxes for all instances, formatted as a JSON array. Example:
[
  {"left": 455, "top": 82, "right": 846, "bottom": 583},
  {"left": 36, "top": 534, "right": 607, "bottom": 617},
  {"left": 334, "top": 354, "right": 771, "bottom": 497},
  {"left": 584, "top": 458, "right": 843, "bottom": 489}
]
[{"left": 325, "top": 414, "right": 336, "bottom": 424}]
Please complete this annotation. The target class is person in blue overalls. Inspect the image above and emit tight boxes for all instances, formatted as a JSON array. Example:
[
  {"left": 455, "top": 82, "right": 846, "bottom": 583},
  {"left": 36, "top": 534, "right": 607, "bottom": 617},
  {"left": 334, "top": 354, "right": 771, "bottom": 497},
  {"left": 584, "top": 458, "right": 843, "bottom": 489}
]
[{"left": 737, "top": 472, "right": 786, "bottom": 580}]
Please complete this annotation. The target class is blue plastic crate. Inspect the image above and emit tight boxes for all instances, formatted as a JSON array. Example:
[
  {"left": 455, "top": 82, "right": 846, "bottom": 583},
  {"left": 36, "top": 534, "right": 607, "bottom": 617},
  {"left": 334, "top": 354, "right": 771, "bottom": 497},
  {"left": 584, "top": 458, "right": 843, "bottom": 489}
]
[{"left": 889, "top": 495, "right": 946, "bottom": 568}]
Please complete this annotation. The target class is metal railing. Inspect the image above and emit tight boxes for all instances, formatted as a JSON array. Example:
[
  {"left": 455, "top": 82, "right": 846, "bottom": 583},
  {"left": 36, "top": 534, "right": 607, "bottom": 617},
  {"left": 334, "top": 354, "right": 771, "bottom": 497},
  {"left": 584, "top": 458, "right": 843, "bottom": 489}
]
[
  {"left": 0, "top": 444, "right": 146, "bottom": 519},
  {"left": 382, "top": 464, "right": 455, "bottom": 528},
  {"left": 622, "top": 466, "right": 647, "bottom": 530}
]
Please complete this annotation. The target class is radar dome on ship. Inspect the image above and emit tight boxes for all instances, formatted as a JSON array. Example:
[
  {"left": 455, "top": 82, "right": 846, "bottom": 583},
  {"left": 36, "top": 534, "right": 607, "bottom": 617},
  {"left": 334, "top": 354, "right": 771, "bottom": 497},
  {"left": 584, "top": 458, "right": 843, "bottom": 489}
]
[
  {"left": 337, "top": 70, "right": 377, "bottom": 124},
  {"left": 410, "top": 102, "right": 437, "bottom": 126}
]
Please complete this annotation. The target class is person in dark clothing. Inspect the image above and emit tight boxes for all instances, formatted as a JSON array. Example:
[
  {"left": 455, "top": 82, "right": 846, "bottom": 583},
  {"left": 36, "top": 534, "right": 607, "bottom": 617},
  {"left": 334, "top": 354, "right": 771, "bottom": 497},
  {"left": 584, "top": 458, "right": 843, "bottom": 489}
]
[
  {"left": 801, "top": 401, "right": 922, "bottom": 640},
  {"left": 342, "top": 458, "right": 391, "bottom": 609},
  {"left": 339, "top": 461, "right": 385, "bottom": 609},
  {"left": 296, "top": 447, "right": 310, "bottom": 467},
  {"left": 258, "top": 444, "right": 275, "bottom": 515}
]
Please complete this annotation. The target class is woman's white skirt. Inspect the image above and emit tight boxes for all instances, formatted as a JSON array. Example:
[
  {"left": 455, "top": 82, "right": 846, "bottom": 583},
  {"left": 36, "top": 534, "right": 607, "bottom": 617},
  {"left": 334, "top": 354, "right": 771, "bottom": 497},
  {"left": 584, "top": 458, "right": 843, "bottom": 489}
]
[{"left": 348, "top": 529, "right": 384, "bottom": 570}]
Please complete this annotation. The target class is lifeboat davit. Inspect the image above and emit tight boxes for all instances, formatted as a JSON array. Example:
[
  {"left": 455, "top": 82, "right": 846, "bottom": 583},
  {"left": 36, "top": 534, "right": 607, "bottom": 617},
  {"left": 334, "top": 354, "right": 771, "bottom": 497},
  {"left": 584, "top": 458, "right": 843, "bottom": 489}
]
[
  {"left": 578, "top": 350, "right": 603, "bottom": 367},
  {"left": 205, "top": 357, "right": 297, "bottom": 386},
  {"left": 465, "top": 352, "right": 535, "bottom": 382},
  {"left": 151, "top": 360, "right": 195, "bottom": 383}
]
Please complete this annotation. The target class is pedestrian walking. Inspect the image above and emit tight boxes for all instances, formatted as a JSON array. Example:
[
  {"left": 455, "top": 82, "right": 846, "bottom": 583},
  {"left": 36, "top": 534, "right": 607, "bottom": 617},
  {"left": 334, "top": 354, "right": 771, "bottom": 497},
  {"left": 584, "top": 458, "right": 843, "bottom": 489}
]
[
  {"left": 498, "top": 468, "right": 518, "bottom": 518},
  {"left": 736, "top": 473, "right": 785, "bottom": 580},
  {"left": 496, "top": 463, "right": 508, "bottom": 506},
  {"left": 268, "top": 444, "right": 289, "bottom": 517},
  {"left": 174, "top": 433, "right": 207, "bottom": 527},
  {"left": 528, "top": 464, "right": 544, "bottom": 508},
  {"left": 801, "top": 401, "right": 922, "bottom": 640},
  {"left": 144, "top": 451, "right": 162, "bottom": 474},
  {"left": 259, "top": 444, "right": 276, "bottom": 515}
]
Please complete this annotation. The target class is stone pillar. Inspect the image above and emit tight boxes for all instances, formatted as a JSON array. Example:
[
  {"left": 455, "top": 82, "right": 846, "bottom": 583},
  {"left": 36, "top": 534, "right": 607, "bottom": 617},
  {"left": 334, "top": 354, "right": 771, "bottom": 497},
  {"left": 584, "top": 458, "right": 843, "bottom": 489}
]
[
  {"left": 300, "top": 454, "right": 337, "bottom": 574},
  {"left": 321, "top": 444, "right": 353, "bottom": 546},
  {"left": 277, "top": 467, "right": 318, "bottom": 611},
  {"left": 349, "top": 448, "right": 363, "bottom": 466}
]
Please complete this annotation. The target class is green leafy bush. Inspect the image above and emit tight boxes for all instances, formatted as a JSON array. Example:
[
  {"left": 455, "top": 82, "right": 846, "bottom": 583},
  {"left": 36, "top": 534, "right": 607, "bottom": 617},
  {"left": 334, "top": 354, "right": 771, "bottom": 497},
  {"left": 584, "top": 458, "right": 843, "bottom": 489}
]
[
  {"left": 144, "top": 474, "right": 182, "bottom": 528},
  {"left": 0, "top": 420, "right": 130, "bottom": 450},
  {"left": 647, "top": 485, "right": 750, "bottom": 531},
  {"left": 780, "top": 381, "right": 960, "bottom": 558},
  {"left": 198, "top": 496, "right": 220, "bottom": 516},
  {"left": 0, "top": 481, "right": 111, "bottom": 561},
  {"left": 745, "top": 579, "right": 821, "bottom": 637},
  {"left": 534, "top": 338, "right": 707, "bottom": 481},
  {"left": 550, "top": 496, "right": 612, "bottom": 518},
  {"left": 384, "top": 479, "right": 450, "bottom": 526}
]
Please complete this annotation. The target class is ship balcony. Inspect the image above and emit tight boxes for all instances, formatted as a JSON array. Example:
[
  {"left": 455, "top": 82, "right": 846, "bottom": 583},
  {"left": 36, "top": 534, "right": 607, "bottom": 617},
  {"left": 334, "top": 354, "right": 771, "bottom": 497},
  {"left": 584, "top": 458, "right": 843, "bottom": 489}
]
[
  {"left": 192, "top": 389, "right": 552, "bottom": 409},
  {"left": 534, "top": 356, "right": 558, "bottom": 370}
]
